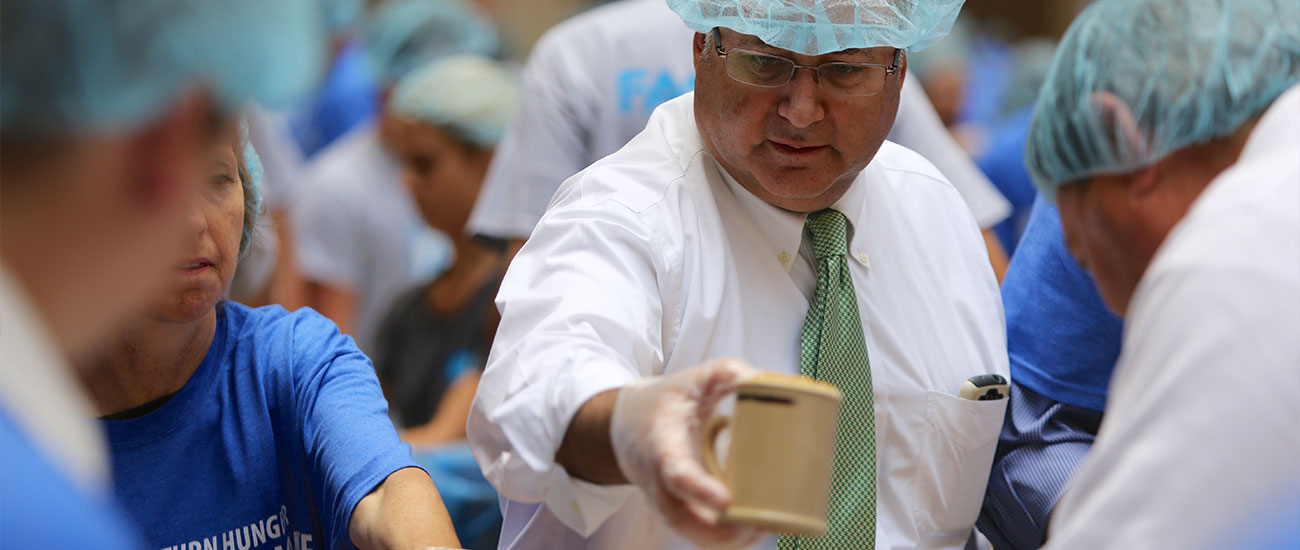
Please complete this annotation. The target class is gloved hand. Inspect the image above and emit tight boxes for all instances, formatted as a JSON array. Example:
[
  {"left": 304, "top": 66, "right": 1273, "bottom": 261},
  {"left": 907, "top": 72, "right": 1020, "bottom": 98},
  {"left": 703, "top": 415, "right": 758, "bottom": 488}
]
[{"left": 610, "top": 358, "right": 768, "bottom": 549}]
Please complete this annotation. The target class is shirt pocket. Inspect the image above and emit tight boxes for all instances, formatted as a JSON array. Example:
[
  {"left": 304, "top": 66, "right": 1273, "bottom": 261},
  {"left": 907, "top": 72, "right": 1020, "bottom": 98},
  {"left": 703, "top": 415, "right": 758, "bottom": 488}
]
[{"left": 910, "top": 390, "right": 1006, "bottom": 546}]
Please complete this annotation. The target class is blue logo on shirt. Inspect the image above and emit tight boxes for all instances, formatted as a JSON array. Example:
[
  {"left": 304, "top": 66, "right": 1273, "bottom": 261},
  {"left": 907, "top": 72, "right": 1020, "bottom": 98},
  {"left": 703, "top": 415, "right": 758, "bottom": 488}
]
[{"left": 617, "top": 68, "right": 694, "bottom": 116}]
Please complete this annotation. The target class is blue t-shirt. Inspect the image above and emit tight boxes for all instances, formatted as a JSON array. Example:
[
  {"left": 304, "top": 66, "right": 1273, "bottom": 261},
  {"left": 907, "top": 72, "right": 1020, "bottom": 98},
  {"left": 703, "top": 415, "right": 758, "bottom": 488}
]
[
  {"left": 1001, "top": 196, "right": 1124, "bottom": 412},
  {"left": 0, "top": 406, "right": 142, "bottom": 549},
  {"left": 102, "top": 302, "right": 418, "bottom": 550}
]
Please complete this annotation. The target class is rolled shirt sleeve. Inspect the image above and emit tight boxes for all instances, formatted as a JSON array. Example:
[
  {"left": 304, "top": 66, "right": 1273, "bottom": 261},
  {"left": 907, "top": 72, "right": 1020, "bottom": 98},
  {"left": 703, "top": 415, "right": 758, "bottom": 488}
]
[{"left": 467, "top": 188, "right": 673, "bottom": 535}]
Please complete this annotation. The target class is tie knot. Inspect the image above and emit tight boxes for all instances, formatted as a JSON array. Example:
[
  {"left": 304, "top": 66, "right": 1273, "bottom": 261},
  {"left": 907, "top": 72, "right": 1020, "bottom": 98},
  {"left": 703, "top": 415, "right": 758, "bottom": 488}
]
[{"left": 805, "top": 209, "right": 850, "bottom": 259}]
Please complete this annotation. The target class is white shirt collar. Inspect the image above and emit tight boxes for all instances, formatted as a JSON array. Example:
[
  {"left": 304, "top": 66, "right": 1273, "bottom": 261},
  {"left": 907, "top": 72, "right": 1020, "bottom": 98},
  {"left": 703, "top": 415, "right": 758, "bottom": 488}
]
[{"left": 712, "top": 155, "right": 873, "bottom": 273}]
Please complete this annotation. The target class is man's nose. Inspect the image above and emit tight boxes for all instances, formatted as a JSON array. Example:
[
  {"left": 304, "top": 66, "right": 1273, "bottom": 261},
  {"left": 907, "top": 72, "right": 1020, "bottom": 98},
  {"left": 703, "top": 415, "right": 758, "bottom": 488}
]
[{"left": 777, "top": 67, "right": 826, "bottom": 129}]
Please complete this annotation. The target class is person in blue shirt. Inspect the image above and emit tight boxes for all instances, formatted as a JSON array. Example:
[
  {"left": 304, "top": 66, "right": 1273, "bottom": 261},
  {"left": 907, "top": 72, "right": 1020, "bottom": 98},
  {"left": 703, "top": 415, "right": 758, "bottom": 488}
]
[
  {"left": 0, "top": 1, "right": 333, "bottom": 548},
  {"left": 976, "top": 196, "right": 1123, "bottom": 549},
  {"left": 78, "top": 127, "right": 461, "bottom": 550}
]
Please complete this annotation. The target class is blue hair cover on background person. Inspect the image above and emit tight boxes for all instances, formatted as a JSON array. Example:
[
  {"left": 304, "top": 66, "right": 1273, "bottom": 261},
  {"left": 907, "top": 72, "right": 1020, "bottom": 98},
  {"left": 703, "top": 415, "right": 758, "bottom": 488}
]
[
  {"left": 1025, "top": 0, "right": 1300, "bottom": 199},
  {"left": 0, "top": 0, "right": 333, "bottom": 137},
  {"left": 365, "top": 0, "right": 501, "bottom": 86},
  {"left": 238, "top": 121, "right": 266, "bottom": 260},
  {"left": 666, "top": 0, "right": 965, "bottom": 55},
  {"left": 388, "top": 55, "right": 519, "bottom": 147}
]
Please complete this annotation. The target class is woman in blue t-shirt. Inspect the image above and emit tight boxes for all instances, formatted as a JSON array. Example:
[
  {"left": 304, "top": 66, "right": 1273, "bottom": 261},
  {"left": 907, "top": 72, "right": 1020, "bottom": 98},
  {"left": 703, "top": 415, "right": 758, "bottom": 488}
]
[{"left": 78, "top": 124, "right": 462, "bottom": 550}]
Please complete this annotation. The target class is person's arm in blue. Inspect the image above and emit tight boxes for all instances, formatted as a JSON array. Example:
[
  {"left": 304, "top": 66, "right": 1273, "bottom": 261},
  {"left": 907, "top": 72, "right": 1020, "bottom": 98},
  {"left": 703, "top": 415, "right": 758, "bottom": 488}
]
[
  {"left": 976, "top": 197, "right": 1123, "bottom": 549},
  {"left": 287, "top": 310, "right": 460, "bottom": 549}
]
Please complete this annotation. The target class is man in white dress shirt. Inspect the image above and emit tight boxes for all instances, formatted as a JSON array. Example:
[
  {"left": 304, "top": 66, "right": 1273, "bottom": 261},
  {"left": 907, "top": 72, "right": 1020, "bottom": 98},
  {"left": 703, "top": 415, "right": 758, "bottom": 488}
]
[
  {"left": 1019, "top": 0, "right": 1300, "bottom": 547},
  {"left": 466, "top": 0, "right": 1013, "bottom": 279},
  {"left": 468, "top": 1, "right": 1009, "bottom": 549}
]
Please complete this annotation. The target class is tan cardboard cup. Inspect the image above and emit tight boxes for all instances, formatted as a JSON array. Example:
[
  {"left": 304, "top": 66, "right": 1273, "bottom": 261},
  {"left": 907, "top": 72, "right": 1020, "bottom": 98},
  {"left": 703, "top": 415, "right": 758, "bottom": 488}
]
[{"left": 702, "top": 372, "right": 843, "bottom": 536}]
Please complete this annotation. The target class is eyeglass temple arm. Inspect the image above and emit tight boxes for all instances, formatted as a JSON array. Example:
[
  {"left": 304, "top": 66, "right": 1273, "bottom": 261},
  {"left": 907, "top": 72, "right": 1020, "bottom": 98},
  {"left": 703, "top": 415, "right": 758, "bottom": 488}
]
[{"left": 888, "top": 48, "right": 904, "bottom": 74}]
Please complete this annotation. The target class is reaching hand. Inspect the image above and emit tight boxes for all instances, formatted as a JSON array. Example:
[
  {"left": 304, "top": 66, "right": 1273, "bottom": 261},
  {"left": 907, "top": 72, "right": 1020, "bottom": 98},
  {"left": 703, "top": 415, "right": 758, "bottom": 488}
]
[{"left": 610, "top": 358, "right": 768, "bottom": 549}]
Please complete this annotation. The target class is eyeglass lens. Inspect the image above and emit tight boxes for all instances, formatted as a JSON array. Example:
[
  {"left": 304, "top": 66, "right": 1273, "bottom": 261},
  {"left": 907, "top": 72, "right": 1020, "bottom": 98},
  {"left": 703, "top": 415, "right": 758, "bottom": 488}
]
[{"left": 724, "top": 49, "right": 888, "bottom": 96}]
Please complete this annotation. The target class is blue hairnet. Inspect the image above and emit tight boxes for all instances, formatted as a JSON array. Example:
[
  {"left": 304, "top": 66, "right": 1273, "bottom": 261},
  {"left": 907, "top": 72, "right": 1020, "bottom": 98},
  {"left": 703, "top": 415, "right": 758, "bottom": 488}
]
[
  {"left": 388, "top": 55, "right": 518, "bottom": 147},
  {"left": 1026, "top": 0, "right": 1300, "bottom": 199},
  {"left": 1, "top": 0, "right": 331, "bottom": 138},
  {"left": 238, "top": 120, "right": 265, "bottom": 259},
  {"left": 666, "top": 0, "right": 965, "bottom": 55},
  {"left": 364, "top": 0, "right": 500, "bottom": 86},
  {"left": 321, "top": 0, "right": 364, "bottom": 33}
]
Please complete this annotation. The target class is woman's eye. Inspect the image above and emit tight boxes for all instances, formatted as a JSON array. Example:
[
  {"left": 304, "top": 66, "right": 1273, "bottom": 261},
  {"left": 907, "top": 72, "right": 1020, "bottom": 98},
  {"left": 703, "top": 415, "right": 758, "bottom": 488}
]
[{"left": 209, "top": 172, "right": 237, "bottom": 186}]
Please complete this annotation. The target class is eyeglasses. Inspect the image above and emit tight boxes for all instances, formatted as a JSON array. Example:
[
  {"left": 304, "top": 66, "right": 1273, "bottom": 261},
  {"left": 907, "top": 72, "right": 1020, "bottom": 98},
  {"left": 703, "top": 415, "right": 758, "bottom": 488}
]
[{"left": 710, "top": 28, "right": 902, "bottom": 97}]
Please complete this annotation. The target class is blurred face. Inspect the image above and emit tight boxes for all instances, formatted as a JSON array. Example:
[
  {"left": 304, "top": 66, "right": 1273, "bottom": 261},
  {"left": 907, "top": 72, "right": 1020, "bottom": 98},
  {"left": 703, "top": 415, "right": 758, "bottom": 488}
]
[
  {"left": 149, "top": 142, "right": 245, "bottom": 321},
  {"left": 1055, "top": 175, "right": 1151, "bottom": 315},
  {"left": 692, "top": 28, "right": 905, "bottom": 212},
  {"left": 396, "top": 120, "right": 492, "bottom": 236}
]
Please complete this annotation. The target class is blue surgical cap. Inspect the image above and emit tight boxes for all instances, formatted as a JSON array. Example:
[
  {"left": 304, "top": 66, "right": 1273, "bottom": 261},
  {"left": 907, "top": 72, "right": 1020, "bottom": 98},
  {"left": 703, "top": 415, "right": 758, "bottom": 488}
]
[
  {"left": 388, "top": 55, "right": 518, "bottom": 147},
  {"left": 1026, "top": 0, "right": 1300, "bottom": 199},
  {"left": 666, "top": 0, "right": 965, "bottom": 55},
  {"left": 364, "top": 0, "right": 500, "bottom": 86},
  {"left": 0, "top": 0, "right": 331, "bottom": 138},
  {"left": 238, "top": 121, "right": 265, "bottom": 259},
  {"left": 321, "top": 0, "right": 364, "bottom": 34}
]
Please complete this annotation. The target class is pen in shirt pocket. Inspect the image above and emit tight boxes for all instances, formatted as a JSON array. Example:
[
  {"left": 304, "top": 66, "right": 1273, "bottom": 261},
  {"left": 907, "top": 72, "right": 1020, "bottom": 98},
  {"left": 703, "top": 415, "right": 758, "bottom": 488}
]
[{"left": 959, "top": 374, "right": 1009, "bottom": 401}]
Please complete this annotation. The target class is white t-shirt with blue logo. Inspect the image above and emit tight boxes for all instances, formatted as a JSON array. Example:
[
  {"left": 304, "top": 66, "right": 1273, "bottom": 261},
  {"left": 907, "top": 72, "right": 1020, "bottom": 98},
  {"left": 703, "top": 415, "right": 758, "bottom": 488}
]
[{"left": 102, "top": 302, "right": 418, "bottom": 550}]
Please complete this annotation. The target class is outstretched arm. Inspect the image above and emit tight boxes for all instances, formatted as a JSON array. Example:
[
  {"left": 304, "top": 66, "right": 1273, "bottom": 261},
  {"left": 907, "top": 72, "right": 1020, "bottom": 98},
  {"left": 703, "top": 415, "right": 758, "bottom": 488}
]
[{"left": 349, "top": 467, "right": 460, "bottom": 550}]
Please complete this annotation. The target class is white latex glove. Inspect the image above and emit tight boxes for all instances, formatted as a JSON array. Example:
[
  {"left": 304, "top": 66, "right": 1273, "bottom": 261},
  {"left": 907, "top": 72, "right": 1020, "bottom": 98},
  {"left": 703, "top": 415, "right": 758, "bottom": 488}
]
[{"left": 611, "top": 358, "right": 768, "bottom": 549}]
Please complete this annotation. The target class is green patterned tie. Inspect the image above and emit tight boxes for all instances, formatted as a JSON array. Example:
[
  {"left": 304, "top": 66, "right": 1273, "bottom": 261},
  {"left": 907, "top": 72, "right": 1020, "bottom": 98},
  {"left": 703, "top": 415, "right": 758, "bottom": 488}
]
[{"left": 779, "top": 209, "right": 877, "bottom": 550}]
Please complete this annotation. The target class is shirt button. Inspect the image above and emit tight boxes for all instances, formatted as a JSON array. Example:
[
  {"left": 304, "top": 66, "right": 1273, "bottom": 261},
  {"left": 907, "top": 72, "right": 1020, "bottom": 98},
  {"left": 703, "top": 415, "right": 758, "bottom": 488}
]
[
  {"left": 778, "top": 252, "right": 792, "bottom": 265},
  {"left": 857, "top": 252, "right": 870, "bottom": 264}
]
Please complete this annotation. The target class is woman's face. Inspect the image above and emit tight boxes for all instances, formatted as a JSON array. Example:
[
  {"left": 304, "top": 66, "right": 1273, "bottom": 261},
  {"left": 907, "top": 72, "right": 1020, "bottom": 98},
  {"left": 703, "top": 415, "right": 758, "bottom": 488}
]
[
  {"left": 396, "top": 120, "right": 492, "bottom": 237},
  {"left": 151, "top": 142, "right": 245, "bottom": 321}
]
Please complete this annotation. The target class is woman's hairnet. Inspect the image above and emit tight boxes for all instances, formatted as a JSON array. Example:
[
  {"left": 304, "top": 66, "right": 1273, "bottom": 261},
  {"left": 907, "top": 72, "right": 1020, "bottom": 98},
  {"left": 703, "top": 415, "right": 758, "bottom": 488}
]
[
  {"left": 388, "top": 55, "right": 519, "bottom": 148},
  {"left": 364, "top": 0, "right": 500, "bottom": 86},
  {"left": 1026, "top": 0, "right": 1300, "bottom": 198},
  {"left": 666, "top": 0, "right": 965, "bottom": 55},
  {"left": 238, "top": 121, "right": 265, "bottom": 260},
  {"left": 0, "top": 0, "right": 332, "bottom": 138}
]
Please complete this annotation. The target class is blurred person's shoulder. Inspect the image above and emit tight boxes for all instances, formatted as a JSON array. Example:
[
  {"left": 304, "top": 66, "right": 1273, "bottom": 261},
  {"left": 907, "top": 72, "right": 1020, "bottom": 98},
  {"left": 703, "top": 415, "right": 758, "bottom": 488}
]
[
  {"left": 544, "top": 0, "right": 685, "bottom": 48},
  {"left": 529, "top": 0, "right": 690, "bottom": 71}
]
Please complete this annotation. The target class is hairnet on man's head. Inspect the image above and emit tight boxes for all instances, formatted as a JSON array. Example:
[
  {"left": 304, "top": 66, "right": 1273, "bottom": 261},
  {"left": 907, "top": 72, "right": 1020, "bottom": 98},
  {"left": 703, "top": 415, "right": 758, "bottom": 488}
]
[
  {"left": 1026, "top": 0, "right": 1300, "bottom": 199},
  {"left": 364, "top": 0, "right": 500, "bottom": 86},
  {"left": 237, "top": 121, "right": 265, "bottom": 260},
  {"left": 666, "top": 0, "right": 965, "bottom": 55},
  {"left": 0, "top": 0, "right": 331, "bottom": 139},
  {"left": 388, "top": 55, "right": 519, "bottom": 147}
]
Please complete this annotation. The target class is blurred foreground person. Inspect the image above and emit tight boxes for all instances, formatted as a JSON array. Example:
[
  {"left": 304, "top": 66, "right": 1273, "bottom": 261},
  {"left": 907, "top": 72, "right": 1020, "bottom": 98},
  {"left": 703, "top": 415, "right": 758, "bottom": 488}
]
[
  {"left": 372, "top": 55, "right": 520, "bottom": 549},
  {"left": 0, "top": 1, "right": 331, "bottom": 546},
  {"left": 81, "top": 129, "right": 460, "bottom": 550},
  {"left": 468, "top": 0, "right": 1010, "bottom": 548},
  {"left": 1022, "top": 0, "right": 1300, "bottom": 547},
  {"left": 468, "top": 0, "right": 1013, "bottom": 280},
  {"left": 293, "top": 0, "right": 498, "bottom": 353}
]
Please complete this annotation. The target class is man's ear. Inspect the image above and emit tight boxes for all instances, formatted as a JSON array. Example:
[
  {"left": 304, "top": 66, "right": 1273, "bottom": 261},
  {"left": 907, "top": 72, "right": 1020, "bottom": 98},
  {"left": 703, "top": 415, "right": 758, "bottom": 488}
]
[
  {"left": 693, "top": 32, "right": 708, "bottom": 69},
  {"left": 126, "top": 90, "right": 222, "bottom": 210},
  {"left": 1127, "top": 161, "right": 1161, "bottom": 200}
]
